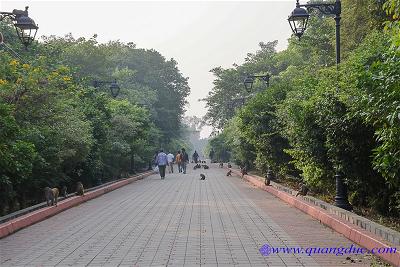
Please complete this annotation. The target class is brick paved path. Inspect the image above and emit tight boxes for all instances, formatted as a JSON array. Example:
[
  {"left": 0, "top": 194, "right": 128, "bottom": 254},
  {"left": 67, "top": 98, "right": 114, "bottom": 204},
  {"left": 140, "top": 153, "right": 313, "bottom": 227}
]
[{"left": 0, "top": 165, "right": 374, "bottom": 266}]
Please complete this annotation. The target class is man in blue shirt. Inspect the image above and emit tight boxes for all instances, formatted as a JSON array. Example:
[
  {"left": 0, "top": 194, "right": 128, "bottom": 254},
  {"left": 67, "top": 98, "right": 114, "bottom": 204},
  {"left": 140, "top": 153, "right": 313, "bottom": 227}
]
[{"left": 155, "top": 149, "right": 168, "bottom": 179}]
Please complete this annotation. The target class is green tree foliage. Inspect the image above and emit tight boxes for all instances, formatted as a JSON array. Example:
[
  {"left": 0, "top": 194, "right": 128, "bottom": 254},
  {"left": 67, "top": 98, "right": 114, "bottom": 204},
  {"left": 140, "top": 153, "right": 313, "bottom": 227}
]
[
  {"left": 383, "top": 0, "right": 400, "bottom": 47},
  {"left": 206, "top": 2, "right": 400, "bottom": 217},
  {"left": 0, "top": 26, "right": 190, "bottom": 214}
]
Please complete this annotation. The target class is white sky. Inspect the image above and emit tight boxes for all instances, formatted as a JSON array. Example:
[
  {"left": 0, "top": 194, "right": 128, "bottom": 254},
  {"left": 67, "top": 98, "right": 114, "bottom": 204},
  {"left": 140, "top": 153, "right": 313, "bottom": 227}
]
[{"left": 1, "top": 0, "right": 295, "bottom": 138}]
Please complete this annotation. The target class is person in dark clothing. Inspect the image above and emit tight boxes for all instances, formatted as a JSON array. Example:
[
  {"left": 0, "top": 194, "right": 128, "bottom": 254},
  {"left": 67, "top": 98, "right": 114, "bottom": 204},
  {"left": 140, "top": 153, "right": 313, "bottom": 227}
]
[
  {"left": 181, "top": 148, "right": 189, "bottom": 174},
  {"left": 192, "top": 150, "right": 199, "bottom": 163}
]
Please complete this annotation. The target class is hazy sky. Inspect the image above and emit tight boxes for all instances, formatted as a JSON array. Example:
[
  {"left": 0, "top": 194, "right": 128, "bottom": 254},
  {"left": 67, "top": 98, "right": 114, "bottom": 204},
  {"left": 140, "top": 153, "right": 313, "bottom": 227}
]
[{"left": 2, "top": 0, "right": 295, "bottom": 137}]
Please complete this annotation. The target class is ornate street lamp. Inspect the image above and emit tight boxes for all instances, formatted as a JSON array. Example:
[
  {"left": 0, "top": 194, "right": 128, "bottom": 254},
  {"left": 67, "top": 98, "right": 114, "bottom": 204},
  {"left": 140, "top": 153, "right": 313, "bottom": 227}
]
[
  {"left": 288, "top": 0, "right": 352, "bottom": 211},
  {"left": 287, "top": 4, "right": 310, "bottom": 39},
  {"left": 288, "top": 0, "right": 341, "bottom": 70},
  {"left": 92, "top": 79, "right": 120, "bottom": 98},
  {"left": 243, "top": 74, "right": 270, "bottom": 92},
  {"left": 0, "top": 6, "right": 38, "bottom": 48}
]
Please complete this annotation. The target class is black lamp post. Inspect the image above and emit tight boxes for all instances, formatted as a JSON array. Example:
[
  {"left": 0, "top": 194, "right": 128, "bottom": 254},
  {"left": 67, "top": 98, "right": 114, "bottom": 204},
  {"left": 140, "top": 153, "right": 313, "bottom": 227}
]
[
  {"left": 288, "top": 0, "right": 352, "bottom": 211},
  {"left": 0, "top": 6, "right": 38, "bottom": 48},
  {"left": 92, "top": 79, "right": 120, "bottom": 98},
  {"left": 243, "top": 74, "right": 270, "bottom": 92}
]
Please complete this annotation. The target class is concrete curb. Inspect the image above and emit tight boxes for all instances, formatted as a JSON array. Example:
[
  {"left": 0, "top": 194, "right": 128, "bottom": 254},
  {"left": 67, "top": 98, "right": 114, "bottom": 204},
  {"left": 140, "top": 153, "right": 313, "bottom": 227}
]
[
  {"left": 0, "top": 171, "right": 154, "bottom": 239},
  {"left": 230, "top": 168, "right": 400, "bottom": 267}
]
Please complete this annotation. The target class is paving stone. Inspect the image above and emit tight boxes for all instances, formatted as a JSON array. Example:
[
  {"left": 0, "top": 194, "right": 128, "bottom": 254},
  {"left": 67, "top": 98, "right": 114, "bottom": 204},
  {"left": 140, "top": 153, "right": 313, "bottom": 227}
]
[{"left": 0, "top": 165, "right": 376, "bottom": 266}]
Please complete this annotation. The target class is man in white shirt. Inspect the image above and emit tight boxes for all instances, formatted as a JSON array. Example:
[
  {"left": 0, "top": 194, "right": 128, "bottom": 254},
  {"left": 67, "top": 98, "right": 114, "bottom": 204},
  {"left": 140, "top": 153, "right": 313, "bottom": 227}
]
[
  {"left": 167, "top": 152, "right": 175, "bottom": 173},
  {"left": 155, "top": 149, "right": 168, "bottom": 179}
]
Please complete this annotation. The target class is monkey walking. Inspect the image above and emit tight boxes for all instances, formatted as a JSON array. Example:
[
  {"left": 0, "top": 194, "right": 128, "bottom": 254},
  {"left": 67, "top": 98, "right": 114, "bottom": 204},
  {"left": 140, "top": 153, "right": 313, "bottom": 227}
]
[
  {"left": 44, "top": 187, "right": 59, "bottom": 207},
  {"left": 226, "top": 170, "right": 232, "bottom": 176},
  {"left": 296, "top": 184, "right": 309, "bottom": 197},
  {"left": 200, "top": 174, "right": 206, "bottom": 180},
  {"left": 76, "top": 182, "right": 85, "bottom": 196},
  {"left": 240, "top": 166, "right": 248, "bottom": 178}
]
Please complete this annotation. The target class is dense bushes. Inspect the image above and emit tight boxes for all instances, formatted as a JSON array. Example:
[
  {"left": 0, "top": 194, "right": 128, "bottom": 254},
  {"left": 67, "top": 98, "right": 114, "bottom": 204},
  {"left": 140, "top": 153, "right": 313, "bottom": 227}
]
[
  {"left": 0, "top": 29, "right": 190, "bottom": 214},
  {"left": 205, "top": 1, "right": 400, "bottom": 217}
]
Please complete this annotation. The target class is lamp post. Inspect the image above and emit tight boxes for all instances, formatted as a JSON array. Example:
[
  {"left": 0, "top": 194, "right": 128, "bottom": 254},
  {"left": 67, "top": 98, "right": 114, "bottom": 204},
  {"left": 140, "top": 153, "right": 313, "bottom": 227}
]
[
  {"left": 0, "top": 6, "right": 38, "bottom": 48},
  {"left": 92, "top": 79, "right": 120, "bottom": 98},
  {"left": 243, "top": 74, "right": 270, "bottom": 92},
  {"left": 288, "top": 0, "right": 352, "bottom": 211}
]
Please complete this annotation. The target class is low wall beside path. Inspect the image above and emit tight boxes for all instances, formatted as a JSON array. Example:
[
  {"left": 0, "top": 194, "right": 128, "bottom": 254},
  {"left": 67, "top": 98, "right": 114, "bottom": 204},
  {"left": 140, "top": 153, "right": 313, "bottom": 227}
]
[
  {"left": 227, "top": 166, "right": 400, "bottom": 267},
  {"left": 0, "top": 171, "right": 154, "bottom": 239}
]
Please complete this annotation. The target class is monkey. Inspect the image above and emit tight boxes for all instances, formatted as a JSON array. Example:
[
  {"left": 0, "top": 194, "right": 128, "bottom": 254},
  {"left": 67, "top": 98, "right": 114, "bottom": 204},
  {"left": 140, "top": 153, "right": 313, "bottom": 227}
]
[
  {"left": 240, "top": 166, "right": 248, "bottom": 178},
  {"left": 61, "top": 186, "right": 68, "bottom": 198},
  {"left": 44, "top": 187, "right": 59, "bottom": 207},
  {"left": 200, "top": 174, "right": 206, "bottom": 180},
  {"left": 202, "top": 165, "right": 209, "bottom": 169},
  {"left": 76, "top": 182, "right": 85, "bottom": 196},
  {"left": 219, "top": 162, "right": 223, "bottom": 168},
  {"left": 296, "top": 184, "right": 309, "bottom": 197},
  {"left": 227, "top": 163, "right": 232, "bottom": 168},
  {"left": 193, "top": 164, "right": 202, "bottom": 170},
  {"left": 226, "top": 170, "right": 232, "bottom": 176},
  {"left": 265, "top": 177, "right": 271, "bottom": 186}
]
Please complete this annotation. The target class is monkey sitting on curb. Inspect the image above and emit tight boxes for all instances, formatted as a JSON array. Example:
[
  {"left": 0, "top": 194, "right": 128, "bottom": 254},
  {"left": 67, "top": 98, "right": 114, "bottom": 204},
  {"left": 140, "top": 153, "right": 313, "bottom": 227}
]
[
  {"left": 226, "top": 170, "right": 232, "bottom": 176},
  {"left": 265, "top": 176, "right": 271, "bottom": 186},
  {"left": 296, "top": 183, "right": 309, "bottom": 197},
  {"left": 76, "top": 182, "right": 85, "bottom": 196},
  {"left": 219, "top": 162, "right": 223, "bottom": 168},
  {"left": 44, "top": 187, "right": 59, "bottom": 207},
  {"left": 227, "top": 163, "right": 232, "bottom": 168}
]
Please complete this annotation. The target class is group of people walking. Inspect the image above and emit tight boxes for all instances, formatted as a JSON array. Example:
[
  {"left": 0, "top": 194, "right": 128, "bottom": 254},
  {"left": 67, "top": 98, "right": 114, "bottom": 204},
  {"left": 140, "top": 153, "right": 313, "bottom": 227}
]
[{"left": 154, "top": 148, "right": 190, "bottom": 179}]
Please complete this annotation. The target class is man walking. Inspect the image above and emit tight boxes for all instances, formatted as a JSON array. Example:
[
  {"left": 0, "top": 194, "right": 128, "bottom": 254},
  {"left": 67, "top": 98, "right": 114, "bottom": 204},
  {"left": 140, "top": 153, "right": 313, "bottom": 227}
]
[
  {"left": 167, "top": 151, "right": 174, "bottom": 173},
  {"left": 181, "top": 148, "right": 189, "bottom": 174},
  {"left": 155, "top": 149, "right": 168, "bottom": 179},
  {"left": 192, "top": 150, "right": 199, "bottom": 163}
]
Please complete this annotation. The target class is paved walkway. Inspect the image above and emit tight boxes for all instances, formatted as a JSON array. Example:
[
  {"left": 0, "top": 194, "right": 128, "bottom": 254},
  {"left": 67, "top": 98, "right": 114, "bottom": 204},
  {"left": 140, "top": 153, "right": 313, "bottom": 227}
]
[{"left": 0, "top": 165, "right": 375, "bottom": 266}]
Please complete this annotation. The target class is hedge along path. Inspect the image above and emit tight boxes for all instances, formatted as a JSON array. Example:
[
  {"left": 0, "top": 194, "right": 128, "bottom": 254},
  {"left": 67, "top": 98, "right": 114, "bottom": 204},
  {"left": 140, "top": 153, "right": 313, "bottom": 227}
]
[
  {"left": 228, "top": 167, "right": 400, "bottom": 267},
  {"left": 0, "top": 171, "right": 154, "bottom": 239}
]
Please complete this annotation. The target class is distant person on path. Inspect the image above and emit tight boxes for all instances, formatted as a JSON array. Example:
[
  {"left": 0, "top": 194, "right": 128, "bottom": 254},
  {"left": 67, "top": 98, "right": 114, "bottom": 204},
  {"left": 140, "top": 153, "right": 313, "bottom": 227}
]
[
  {"left": 176, "top": 151, "right": 182, "bottom": 173},
  {"left": 155, "top": 149, "right": 168, "bottom": 179},
  {"left": 192, "top": 150, "right": 199, "bottom": 163},
  {"left": 167, "top": 152, "right": 174, "bottom": 173},
  {"left": 181, "top": 148, "right": 189, "bottom": 174}
]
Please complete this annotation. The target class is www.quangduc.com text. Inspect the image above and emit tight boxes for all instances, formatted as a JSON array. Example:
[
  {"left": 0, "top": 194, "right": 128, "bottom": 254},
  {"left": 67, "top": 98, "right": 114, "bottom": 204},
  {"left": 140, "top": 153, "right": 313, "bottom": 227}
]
[{"left": 259, "top": 244, "right": 397, "bottom": 257}]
